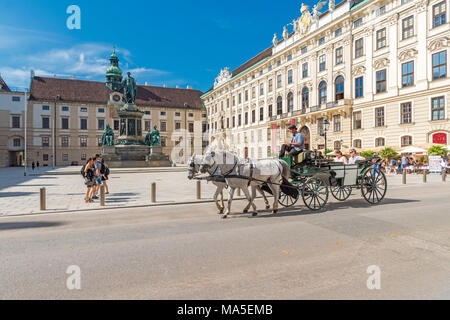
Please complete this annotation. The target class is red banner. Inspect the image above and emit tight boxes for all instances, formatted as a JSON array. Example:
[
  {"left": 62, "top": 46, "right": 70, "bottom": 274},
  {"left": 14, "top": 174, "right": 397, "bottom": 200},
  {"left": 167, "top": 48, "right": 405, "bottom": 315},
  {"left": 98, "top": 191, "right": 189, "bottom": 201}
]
[{"left": 432, "top": 132, "right": 447, "bottom": 145}]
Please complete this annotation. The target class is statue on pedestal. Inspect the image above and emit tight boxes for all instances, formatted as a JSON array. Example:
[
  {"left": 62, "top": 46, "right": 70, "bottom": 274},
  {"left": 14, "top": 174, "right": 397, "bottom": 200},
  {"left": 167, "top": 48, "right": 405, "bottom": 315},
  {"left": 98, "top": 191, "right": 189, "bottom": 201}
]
[
  {"left": 101, "top": 124, "right": 115, "bottom": 146},
  {"left": 144, "top": 125, "right": 161, "bottom": 146},
  {"left": 122, "top": 72, "right": 137, "bottom": 105}
]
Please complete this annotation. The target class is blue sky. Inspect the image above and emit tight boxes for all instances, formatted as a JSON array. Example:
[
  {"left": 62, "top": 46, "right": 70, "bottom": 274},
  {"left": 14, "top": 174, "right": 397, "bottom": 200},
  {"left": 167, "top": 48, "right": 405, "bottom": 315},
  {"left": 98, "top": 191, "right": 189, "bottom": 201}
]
[{"left": 0, "top": 0, "right": 328, "bottom": 92}]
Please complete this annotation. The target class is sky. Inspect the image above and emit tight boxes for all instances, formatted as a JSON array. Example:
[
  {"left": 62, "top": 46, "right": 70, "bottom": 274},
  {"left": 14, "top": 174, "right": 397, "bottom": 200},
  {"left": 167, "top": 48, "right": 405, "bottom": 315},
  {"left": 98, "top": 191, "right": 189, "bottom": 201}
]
[{"left": 0, "top": 0, "right": 331, "bottom": 92}]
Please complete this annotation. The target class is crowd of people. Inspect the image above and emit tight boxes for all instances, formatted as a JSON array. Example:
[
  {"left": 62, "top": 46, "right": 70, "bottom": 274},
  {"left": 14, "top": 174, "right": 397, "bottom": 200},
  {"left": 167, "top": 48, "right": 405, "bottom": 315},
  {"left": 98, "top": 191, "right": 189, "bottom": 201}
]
[{"left": 80, "top": 154, "right": 110, "bottom": 203}]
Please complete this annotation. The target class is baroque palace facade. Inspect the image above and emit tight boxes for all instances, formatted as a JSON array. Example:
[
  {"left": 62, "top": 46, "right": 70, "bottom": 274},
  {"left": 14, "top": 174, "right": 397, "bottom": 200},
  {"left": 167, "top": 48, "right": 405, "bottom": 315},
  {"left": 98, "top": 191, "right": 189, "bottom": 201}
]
[
  {"left": 0, "top": 52, "right": 206, "bottom": 167},
  {"left": 202, "top": 0, "right": 450, "bottom": 159}
]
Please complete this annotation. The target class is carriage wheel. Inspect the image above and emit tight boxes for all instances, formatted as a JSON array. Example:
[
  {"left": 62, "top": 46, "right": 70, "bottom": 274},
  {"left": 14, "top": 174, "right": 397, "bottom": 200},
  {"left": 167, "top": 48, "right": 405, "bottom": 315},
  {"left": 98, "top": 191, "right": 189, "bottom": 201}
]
[
  {"left": 361, "top": 168, "right": 387, "bottom": 204},
  {"left": 330, "top": 186, "right": 352, "bottom": 201},
  {"left": 278, "top": 185, "right": 300, "bottom": 207},
  {"left": 302, "top": 178, "right": 329, "bottom": 211}
]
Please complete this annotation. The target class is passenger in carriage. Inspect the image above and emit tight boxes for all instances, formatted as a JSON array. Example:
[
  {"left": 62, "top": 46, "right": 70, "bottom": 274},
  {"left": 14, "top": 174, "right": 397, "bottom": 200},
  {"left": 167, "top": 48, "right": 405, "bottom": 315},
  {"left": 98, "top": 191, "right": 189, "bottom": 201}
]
[
  {"left": 348, "top": 149, "right": 366, "bottom": 164},
  {"left": 334, "top": 150, "right": 348, "bottom": 164},
  {"left": 279, "top": 124, "right": 305, "bottom": 160}
]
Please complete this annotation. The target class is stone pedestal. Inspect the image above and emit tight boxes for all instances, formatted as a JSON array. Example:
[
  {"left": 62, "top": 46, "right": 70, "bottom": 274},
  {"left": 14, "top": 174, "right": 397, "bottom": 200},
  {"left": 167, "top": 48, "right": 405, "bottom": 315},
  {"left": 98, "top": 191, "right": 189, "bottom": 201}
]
[{"left": 146, "top": 146, "right": 172, "bottom": 167}]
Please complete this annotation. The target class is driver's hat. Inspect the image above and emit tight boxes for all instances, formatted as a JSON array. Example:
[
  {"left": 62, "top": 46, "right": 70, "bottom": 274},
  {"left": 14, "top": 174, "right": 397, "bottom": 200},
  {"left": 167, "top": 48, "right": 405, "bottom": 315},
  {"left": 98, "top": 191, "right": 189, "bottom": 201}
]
[{"left": 288, "top": 124, "right": 297, "bottom": 130}]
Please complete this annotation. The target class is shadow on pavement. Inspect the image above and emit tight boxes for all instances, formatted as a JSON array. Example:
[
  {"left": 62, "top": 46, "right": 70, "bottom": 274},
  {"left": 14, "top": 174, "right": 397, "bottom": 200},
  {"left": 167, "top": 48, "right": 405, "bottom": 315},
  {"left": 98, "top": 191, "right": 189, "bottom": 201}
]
[
  {"left": 0, "top": 221, "right": 65, "bottom": 231},
  {"left": 0, "top": 192, "right": 39, "bottom": 197}
]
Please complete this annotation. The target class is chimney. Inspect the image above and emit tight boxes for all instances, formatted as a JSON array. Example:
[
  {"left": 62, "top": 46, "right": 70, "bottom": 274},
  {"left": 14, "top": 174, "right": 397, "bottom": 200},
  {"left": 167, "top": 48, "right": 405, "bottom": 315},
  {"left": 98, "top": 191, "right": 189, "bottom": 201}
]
[
  {"left": 145, "top": 82, "right": 149, "bottom": 86},
  {"left": 176, "top": 85, "right": 180, "bottom": 88},
  {"left": 163, "top": 84, "right": 167, "bottom": 88},
  {"left": 186, "top": 85, "right": 193, "bottom": 90},
  {"left": 30, "top": 70, "right": 35, "bottom": 79}
]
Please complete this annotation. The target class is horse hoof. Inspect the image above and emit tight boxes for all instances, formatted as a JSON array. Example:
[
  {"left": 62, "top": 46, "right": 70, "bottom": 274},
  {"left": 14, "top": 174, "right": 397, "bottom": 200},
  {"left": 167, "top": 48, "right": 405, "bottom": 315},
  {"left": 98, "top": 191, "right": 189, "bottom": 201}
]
[
  {"left": 252, "top": 212, "right": 258, "bottom": 217},
  {"left": 272, "top": 210, "right": 278, "bottom": 214},
  {"left": 243, "top": 209, "right": 248, "bottom": 214},
  {"left": 265, "top": 205, "right": 271, "bottom": 210},
  {"left": 222, "top": 215, "right": 228, "bottom": 219}
]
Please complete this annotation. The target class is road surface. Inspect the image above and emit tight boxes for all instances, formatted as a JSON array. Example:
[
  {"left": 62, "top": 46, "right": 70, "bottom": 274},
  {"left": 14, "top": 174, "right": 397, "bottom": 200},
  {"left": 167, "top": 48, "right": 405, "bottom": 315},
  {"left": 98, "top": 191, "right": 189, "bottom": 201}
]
[{"left": 1, "top": 182, "right": 449, "bottom": 299}]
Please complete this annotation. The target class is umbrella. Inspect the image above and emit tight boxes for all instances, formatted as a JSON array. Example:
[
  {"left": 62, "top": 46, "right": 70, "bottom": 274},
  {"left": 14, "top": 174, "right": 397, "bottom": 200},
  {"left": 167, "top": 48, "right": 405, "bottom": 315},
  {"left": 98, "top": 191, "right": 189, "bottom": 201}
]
[
  {"left": 326, "top": 151, "right": 337, "bottom": 156},
  {"left": 400, "top": 147, "right": 428, "bottom": 154},
  {"left": 446, "top": 146, "right": 450, "bottom": 151}
]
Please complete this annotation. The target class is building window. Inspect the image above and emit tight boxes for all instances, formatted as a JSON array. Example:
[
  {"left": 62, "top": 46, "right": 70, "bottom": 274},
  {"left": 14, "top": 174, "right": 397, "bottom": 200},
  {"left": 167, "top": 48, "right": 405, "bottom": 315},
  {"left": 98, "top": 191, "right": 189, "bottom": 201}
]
[
  {"left": 268, "top": 79, "right": 273, "bottom": 92},
  {"left": 302, "top": 63, "right": 308, "bottom": 78},
  {"left": 80, "top": 119, "right": 87, "bottom": 130},
  {"left": 376, "top": 28, "right": 386, "bottom": 50},
  {"left": 335, "top": 76, "right": 344, "bottom": 101},
  {"left": 354, "top": 18, "right": 362, "bottom": 28},
  {"left": 62, "top": 154, "right": 69, "bottom": 162},
  {"left": 238, "top": 93, "right": 242, "bottom": 104},
  {"left": 402, "top": 61, "right": 414, "bottom": 87},
  {"left": 375, "top": 137, "right": 385, "bottom": 147},
  {"left": 431, "top": 96, "right": 445, "bottom": 121},
  {"left": 402, "top": 16, "right": 414, "bottom": 40},
  {"left": 13, "top": 138, "right": 21, "bottom": 147},
  {"left": 61, "top": 136, "right": 69, "bottom": 148},
  {"left": 98, "top": 108, "right": 105, "bottom": 113},
  {"left": 160, "top": 111, "right": 166, "bottom": 116},
  {"left": 42, "top": 105, "right": 50, "bottom": 111},
  {"left": 287, "top": 54, "right": 292, "bottom": 61},
  {"left": 146, "top": 121, "right": 153, "bottom": 131},
  {"left": 161, "top": 137, "right": 166, "bottom": 147},
  {"left": 259, "top": 107, "right": 264, "bottom": 121},
  {"left": 433, "top": 1, "right": 446, "bottom": 28},
  {"left": 318, "top": 37, "right": 325, "bottom": 45},
  {"left": 401, "top": 102, "right": 412, "bottom": 124},
  {"left": 319, "top": 55, "right": 326, "bottom": 71},
  {"left": 61, "top": 106, "right": 69, "bottom": 111},
  {"left": 277, "top": 74, "right": 282, "bottom": 88},
  {"left": 42, "top": 137, "right": 49, "bottom": 147},
  {"left": 268, "top": 65, "right": 273, "bottom": 72},
  {"left": 401, "top": 136, "right": 413, "bottom": 147},
  {"left": 376, "top": 5, "right": 386, "bottom": 16},
  {"left": 276, "top": 60, "right": 281, "bottom": 67},
  {"left": 334, "top": 141, "right": 341, "bottom": 150},
  {"left": 260, "top": 83, "right": 264, "bottom": 95},
  {"left": 277, "top": 96, "right": 283, "bottom": 115},
  {"left": 355, "top": 77, "right": 363, "bottom": 98},
  {"left": 61, "top": 118, "right": 69, "bottom": 129},
  {"left": 188, "top": 123, "right": 194, "bottom": 133},
  {"left": 319, "top": 81, "right": 327, "bottom": 105},
  {"left": 12, "top": 116, "right": 20, "bottom": 128},
  {"left": 376, "top": 69, "right": 387, "bottom": 93},
  {"left": 12, "top": 96, "right": 21, "bottom": 102},
  {"left": 238, "top": 114, "right": 242, "bottom": 126},
  {"left": 287, "top": 69, "right": 293, "bottom": 84},
  {"left": 335, "top": 28, "right": 342, "bottom": 37},
  {"left": 335, "top": 47, "right": 343, "bottom": 65},
  {"left": 80, "top": 107, "right": 87, "bottom": 112},
  {"left": 98, "top": 119, "right": 105, "bottom": 130},
  {"left": 232, "top": 116, "right": 235, "bottom": 127},
  {"left": 301, "top": 87, "right": 309, "bottom": 108},
  {"left": 355, "top": 38, "right": 363, "bottom": 58},
  {"left": 333, "top": 115, "right": 341, "bottom": 132},
  {"left": 287, "top": 92, "right": 294, "bottom": 112},
  {"left": 160, "top": 121, "right": 166, "bottom": 132},
  {"left": 80, "top": 137, "right": 88, "bottom": 147},
  {"left": 353, "top": 111, "right": 362, "bottom": 129},
  {"left": 81, "top": 154, "right": 86, "bottom": 161},
  {"left": 43, "top": 154, "right": 49, "bottom": 161},
  {"left": 251, "top": 110, "right": 256, "bottom": 123},
  {"left": 301, "top": 46, "right": 307, "bottom": 54},
  {"left": 97, "top": 137, "right": 102, "bottom": 147},
  {"left": 145, "top": 111, "right": 151, "bottom": 115},
  {"left": 245, "top": 112, "right": 248, "bottom": 125},
  {"left": 375, "top": 107, "right": 385, "bottom": 127},
  {"left": 268, "top": 105, "right": 273, "bottom": 118},
  {"left": 42, "top": 117, "right": 50, "bottom": 129},
  {"left": 113, "top": 120, "right": 119, "bottom": 131},
  {"left": 353, "top": 139, "right": 362, "bottom": 148},
  {"left": 432, "top": 51, "right": 447, "bottom": 80},
  {"left": 245, "top": 90, "right": 249, "bottom": 101}
]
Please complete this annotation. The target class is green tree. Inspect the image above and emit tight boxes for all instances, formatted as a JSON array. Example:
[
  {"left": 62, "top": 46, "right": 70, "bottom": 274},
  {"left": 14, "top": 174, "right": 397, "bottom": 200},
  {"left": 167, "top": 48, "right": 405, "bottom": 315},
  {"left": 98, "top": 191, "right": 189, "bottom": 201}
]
[
  {"left": 428, "top": 145, "right": 447, "bottom": 157},
  {"left": 380, "top": 147, "right": 398, "bottom": 160},
  {"left": 360, "top": 150, "right": 374, "bottom": 158}
]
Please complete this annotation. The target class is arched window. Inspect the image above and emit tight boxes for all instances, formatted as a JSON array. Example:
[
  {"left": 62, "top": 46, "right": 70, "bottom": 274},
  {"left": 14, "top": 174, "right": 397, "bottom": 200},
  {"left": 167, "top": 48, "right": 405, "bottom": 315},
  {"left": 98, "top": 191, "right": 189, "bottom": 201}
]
[
  {"left": 277, "top": 96, "right": 283, "bottom": 115},
  {"left": 319, "top": 81, "right": 327, "bottom": 105},
  {"left": 287, "top": 92, "right": 294, "bottom": 112},
  {"left": 334, "top": 141, "right": 341, "bottom": 150},
  {"left": 401, "top": 135, "right": 412, "bottom": 147},
  {"left": 335, "top": 75, "right": 344, "bottom": 101},
  {"left": 353, "top": 139, "right": 362, "bottom": 148},
  {"left": 375, "top": 137, "right": 385, "bottom": 147},
  {"left": 302, "top": 87, "right": 309, "bottom": 108}
]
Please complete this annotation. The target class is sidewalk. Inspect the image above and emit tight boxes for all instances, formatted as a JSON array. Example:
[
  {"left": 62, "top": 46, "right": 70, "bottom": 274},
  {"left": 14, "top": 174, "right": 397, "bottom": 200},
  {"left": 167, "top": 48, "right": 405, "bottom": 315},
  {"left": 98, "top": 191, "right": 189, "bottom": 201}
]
[{"left": 0, "top": 167, "right": 448, "bottom": 217}]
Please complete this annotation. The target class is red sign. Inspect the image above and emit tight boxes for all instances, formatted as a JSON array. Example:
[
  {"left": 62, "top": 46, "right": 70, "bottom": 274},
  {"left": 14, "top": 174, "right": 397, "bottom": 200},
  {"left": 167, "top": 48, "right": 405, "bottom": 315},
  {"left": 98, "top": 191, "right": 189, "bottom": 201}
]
[
  {"left": 432, "top": 133, "right": 447, "bottom": 145},
  {"left": 290, "top": 118, "right": 296, "bottom": 126}
]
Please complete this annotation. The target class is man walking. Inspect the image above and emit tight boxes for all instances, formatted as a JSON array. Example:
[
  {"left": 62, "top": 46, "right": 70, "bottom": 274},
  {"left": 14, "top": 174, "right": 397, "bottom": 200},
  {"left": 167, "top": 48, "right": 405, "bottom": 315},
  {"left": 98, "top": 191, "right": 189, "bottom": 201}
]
[
  {"left": 92, "top": 154, "right": 102, "bottom": 200},
  {"left": 279, "top": 124, "right": 304, "bottom": 160}
]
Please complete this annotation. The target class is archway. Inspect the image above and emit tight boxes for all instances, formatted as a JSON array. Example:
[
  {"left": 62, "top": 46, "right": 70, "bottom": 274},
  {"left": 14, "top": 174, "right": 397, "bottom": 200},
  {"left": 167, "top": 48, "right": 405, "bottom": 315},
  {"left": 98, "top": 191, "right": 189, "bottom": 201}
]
[{"left": 299, "top": 126, "right": 310, "bottom": 150}]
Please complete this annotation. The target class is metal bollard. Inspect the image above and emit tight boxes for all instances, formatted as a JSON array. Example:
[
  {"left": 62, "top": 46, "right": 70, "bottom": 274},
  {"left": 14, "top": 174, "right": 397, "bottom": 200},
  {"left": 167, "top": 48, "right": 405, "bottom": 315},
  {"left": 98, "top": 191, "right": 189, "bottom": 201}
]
[
  {"left": 151, "top": 182, "right": 156, "bottom": 203},
  {"left": 423, "top": 171, "right": 427, "bottom": 183},
  {"left": 402, "top": 170, "right": 407, "bottom": 184},
  {"left": 443, "top": 171, "right": 447, "bottom": 182},
  {"left": 196, "top": 180, "right": 201, "bottom": 200},
  {"left": 100, "top": 185, "right": 105, "bottom": 206},
  {"left": 40, "top": 187, "right": 46, "bottom": 211}
]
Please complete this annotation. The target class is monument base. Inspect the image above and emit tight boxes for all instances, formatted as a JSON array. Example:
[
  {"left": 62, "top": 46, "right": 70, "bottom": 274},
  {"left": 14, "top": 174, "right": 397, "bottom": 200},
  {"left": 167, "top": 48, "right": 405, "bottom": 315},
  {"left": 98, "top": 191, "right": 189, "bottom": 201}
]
[{"left": 102, "top": 145, "right": 172, "bottom": 168}]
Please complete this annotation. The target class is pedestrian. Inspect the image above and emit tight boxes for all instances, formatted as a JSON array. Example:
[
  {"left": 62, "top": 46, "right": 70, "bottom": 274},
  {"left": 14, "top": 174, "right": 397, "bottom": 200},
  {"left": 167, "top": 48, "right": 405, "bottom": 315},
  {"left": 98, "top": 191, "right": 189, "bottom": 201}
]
[
  {"left": 100, "top": 158, "right": 110, "bottom": 194},
  {"left": 348, "top": 149, "right": 365, "bottom": 164},
  {"left": 92, "top": 154, "right": 103, "bottom": 199},
  {"left": 388, "top": 158, "right": 396, "bottom": 175},
  {"left": 31, "top": 161, "right": 35, "bottom": 171},
  {"left": 82, "top": 158, "right": 95, "bottom": 203},
  {"left": 36, "top": 161, "right": 40, "bottom": 172},
  {"left": 401, "top": 155, "right": 408, "bottom": 171}
]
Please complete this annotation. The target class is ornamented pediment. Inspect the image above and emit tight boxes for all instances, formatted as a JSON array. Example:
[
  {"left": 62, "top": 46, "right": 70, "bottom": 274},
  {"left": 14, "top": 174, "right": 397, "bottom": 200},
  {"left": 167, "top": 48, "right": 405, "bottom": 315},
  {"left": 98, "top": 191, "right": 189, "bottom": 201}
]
[
  {"left": 415, "top": 0, "right": 428, "bottom": 12},
  {"left": 373, "top": 58, "right": 390, "bottom": 69},
  {"left": 352, "top": 65, "right": 366, "bottom": 77},
  {"left": 428, "top": 37, "right": 449, "bottom": 52},
  {"left": 214, "top": 68, "right": 232, "bottom": 89},
  {"left": 398, "top": 49, "right": 418, "bottom": 62}
]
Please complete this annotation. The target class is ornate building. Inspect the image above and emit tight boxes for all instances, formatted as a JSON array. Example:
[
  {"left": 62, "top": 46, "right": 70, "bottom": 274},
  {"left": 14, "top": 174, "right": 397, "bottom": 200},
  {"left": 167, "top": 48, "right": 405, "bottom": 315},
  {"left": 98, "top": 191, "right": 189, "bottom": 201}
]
[
  {"left": 202, "top": 0, "right": 450, "bottom": 158},
  {"left": 17, "top": 51, "right": 207, "bottom": 168}
]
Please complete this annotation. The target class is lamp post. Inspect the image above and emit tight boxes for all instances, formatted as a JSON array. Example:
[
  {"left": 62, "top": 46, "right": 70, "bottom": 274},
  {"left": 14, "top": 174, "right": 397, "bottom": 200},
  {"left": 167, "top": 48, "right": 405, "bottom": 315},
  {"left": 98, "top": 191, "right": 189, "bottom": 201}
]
[
  {"left": 23, "top": 89, "right": 28, "bottom": 176},
  {"left": 322, "top": 119, "right": 330, "bottom": 156},
  {"left": 53, "top": 95, "right": 61, "bottom": 168}
]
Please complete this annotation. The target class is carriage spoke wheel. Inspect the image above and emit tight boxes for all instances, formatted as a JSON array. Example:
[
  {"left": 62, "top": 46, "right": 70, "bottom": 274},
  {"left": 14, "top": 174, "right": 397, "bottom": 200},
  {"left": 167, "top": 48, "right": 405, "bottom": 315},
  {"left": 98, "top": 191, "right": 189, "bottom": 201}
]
[
  {"left": 302, "top": 178, "right": 329, "bottom": 211},
  {"left": 361, "top": 168, "right": 387, "bottom": 204},
  {"left": 331, "top": 186, "right": 352, "bottom": 201},
  {"left": 278, "top": 185, "right": 300, "bottom": 208}
]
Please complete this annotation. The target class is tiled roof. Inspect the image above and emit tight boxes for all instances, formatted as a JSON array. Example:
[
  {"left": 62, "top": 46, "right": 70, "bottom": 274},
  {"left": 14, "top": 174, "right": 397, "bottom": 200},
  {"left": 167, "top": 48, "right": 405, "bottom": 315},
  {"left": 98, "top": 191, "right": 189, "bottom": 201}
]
[
  {"left": 29, "top": 76, "right": 204, "bottom": 109},
  {"left": 0, "top": 74, "right": 11, "bottom": 92}
]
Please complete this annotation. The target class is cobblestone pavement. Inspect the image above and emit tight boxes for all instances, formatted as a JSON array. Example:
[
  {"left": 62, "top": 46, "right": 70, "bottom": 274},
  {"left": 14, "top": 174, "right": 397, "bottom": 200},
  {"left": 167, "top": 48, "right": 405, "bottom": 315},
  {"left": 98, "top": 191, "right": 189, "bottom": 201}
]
[{"left": 0, "top": 167, "right": 448, "bottom": 216}]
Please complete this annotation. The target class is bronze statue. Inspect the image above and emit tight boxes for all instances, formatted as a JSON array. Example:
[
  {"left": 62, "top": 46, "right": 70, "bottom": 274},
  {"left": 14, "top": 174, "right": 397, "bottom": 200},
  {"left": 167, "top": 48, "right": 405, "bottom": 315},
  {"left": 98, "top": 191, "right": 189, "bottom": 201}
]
[
  {"left": 101, "top": 124, "right": 115, "bottom": 146},
  {"left": 122, "top": 72, "right": 137, "bottom": 104},
  {"left": 150, "top": 125, "right": 161, "bottom": 146}
]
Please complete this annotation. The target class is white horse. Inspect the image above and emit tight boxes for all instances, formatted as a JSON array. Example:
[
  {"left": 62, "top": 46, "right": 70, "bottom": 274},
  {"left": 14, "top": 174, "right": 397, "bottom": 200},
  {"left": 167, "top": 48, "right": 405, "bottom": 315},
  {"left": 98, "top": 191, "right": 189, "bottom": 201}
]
[
  {"left": 200, "top": 150, "right": 290, "bottom": 219},
  {"left": 188, "top": 154, "right": 271, "bottom": 214}
]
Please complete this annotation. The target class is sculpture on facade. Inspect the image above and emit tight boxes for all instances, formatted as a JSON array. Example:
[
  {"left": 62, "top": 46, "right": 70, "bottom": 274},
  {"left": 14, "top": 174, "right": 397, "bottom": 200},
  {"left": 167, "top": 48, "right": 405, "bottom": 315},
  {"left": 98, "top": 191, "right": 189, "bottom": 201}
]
[
  {"left": 312, "top": 1, "right": 327, "bottom": 27},
  {"left": 122, "top": 72, "right": 137, "bottom": 105},
  {"left": 298, "top": 3, "right": 312, "bottom": 36},
  {"left": 101, "top": 124, "right": 115, "bottom": 146},
  {"left": 282, "top": 26, "right": 289, "bottom": 40},
  {"left": 214, "top": 67, "right": 232, "bottom": 89},
  {"left": 272, "top": 33, "right": 278, "bottom": 47},
  {"left": 145, "top": 125, "right": 161, "bottom": 147},
  {"left": 329, "top": 0, "right": 335, "bottom": 12}
]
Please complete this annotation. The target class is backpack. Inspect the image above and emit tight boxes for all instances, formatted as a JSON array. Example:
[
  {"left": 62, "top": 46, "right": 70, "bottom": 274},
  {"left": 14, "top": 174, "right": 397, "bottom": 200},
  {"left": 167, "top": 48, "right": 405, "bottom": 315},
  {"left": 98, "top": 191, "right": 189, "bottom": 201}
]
[
  {"left": 100, "top": 163, "right": 106, "bottom": 174},
  {"left": 105, "top": 165, "right": 110, "bottom": 176},
  {"left": 80, "top": 164, "right": 86, "bottom": 178}
]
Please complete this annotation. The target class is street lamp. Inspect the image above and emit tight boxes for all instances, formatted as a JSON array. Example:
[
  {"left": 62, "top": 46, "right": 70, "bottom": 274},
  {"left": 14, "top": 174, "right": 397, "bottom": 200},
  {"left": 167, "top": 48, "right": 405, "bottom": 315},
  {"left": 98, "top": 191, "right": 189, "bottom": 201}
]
[{"left": 322, "top": 119, "right": 330, "bottom": 156}]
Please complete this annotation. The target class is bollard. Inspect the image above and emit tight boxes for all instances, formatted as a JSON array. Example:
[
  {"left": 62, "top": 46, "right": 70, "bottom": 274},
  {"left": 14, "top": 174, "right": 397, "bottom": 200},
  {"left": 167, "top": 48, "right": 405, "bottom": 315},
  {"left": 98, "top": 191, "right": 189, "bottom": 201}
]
[
  {"left": 443, "top": 171, "right": 447, "bottom": 182},
  {"left": 40, "top": 187, "right": 46, "bottom": 211},
  {"left": 151, "top": 182, "right": 156, "bottom": 203},
  {"left": 100, "top": 185, "right": 105, "bottom": 206},
  {"left": 402, "top": 170, "right": 407, "bottom": 184},
  {"left": 423, "top": 171, "right": 427, "bottom": 183},
  {"left": 196, "top": 180, "right": 201, "bottom": 200},
  {"left": 237, "top": 188, "right": 241, "bottom": 197}
]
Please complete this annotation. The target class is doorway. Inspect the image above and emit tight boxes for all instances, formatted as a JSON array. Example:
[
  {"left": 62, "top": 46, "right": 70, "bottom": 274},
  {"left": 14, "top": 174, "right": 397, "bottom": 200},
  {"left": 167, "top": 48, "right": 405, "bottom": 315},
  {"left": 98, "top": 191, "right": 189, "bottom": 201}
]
[
  {"left": 9, "top": 151, "right": 24, "bottom": 167},
  {"left": 299, "top": 126, "right": 311, "bottom": 150}
]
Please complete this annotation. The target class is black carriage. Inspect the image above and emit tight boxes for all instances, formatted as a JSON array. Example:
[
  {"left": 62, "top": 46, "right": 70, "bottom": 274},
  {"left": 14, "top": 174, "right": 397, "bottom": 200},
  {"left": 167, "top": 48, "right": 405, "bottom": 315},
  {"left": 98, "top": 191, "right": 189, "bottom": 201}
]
[{"left": 278, "top": 150, "right": 387, "bottom": 211}]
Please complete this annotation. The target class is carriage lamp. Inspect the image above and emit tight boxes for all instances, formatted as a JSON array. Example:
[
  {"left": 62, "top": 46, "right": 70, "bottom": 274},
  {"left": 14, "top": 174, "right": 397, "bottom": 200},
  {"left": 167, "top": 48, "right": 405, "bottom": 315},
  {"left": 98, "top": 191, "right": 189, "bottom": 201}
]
[{"left": 323, "top": 119, "right": 330, "bottom": 155}]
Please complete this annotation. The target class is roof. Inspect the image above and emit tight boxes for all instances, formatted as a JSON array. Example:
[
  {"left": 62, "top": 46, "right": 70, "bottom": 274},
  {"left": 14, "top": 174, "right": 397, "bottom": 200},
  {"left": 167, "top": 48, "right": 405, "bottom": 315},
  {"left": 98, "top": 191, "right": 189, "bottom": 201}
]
[
  {"left": 0, "top": 74, "right": 11, "bottom": 92},
  {"left": 29, "top": 76, "right": 204, "bottom": 109}
]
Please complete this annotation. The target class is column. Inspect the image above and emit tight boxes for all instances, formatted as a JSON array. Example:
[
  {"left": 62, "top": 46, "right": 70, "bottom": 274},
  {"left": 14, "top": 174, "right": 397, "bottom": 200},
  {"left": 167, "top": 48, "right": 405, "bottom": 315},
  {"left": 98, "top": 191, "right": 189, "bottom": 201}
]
[
  {"left": 416, "top": 3, "right": 428, "bottom": 90},
  {"left": 388, "top": 14, "right": 399, "bottom": 95}
]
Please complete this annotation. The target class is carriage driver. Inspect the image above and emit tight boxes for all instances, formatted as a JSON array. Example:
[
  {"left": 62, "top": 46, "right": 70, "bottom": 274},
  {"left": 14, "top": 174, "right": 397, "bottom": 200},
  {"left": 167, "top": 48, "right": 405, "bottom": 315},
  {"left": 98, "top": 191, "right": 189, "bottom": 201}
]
[{"left": 279, "top": 124, "right": 305, "bottom": 159}]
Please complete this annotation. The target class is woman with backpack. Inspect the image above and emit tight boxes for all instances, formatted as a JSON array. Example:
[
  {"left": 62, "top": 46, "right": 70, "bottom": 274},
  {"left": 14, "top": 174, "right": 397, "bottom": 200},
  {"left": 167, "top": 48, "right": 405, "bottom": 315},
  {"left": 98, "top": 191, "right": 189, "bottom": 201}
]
[
  {"left": 100, "top": 158, "right": 110, "bottom": 194},
  {"left": 82, "top": 158, "right": 95, "bottom": 203}
]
